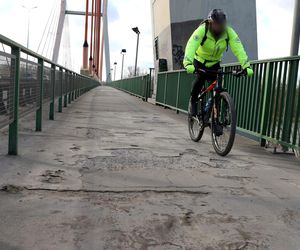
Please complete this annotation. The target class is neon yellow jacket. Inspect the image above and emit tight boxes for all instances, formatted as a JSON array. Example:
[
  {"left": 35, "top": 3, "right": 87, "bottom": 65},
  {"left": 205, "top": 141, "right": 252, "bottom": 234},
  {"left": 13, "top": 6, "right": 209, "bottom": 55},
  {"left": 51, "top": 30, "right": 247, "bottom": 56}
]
[{"left": 183, "top": 24, "right": 250, "bottom": 70}]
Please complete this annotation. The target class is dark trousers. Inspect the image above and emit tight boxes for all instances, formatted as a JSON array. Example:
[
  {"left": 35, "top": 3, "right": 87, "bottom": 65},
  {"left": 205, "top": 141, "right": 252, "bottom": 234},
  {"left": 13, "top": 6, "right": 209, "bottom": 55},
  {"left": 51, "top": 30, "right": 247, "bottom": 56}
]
[{"left": 191, "top": 60, "right": 220, "bottom": 104}]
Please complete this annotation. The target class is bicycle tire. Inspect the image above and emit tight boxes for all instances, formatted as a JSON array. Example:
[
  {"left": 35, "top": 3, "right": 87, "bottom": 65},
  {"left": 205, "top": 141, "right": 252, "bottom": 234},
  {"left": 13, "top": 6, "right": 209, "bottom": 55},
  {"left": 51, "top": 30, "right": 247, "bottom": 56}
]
[
  {"left": 188, "top": 98, "right": 205, "bottom": 142},
  {"left": 211, "top": 92, "right": 236, "bottom": 156}
]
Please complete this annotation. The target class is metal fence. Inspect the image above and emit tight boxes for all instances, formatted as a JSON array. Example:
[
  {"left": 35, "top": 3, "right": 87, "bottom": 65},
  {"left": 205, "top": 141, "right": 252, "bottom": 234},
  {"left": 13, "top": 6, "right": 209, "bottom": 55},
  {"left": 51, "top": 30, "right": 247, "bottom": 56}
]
[
  {"left": 110, "top": 74, "right": 151, "bottom": 101},
  {"left": 111, "top": 56, "right": 300, "bottom": 152},
  {"left": 156, "top": 56, "right": 300, "bottom": 152},
  {"left": 0, "top": 34, "right": 99, "bottom": 155}
]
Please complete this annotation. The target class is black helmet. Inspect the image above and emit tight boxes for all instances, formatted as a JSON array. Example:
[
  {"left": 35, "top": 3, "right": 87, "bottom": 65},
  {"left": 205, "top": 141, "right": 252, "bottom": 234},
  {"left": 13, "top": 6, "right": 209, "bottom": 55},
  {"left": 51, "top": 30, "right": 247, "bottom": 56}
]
[{"left": 208, "top": 9, "right": 227, "bottom": 24}]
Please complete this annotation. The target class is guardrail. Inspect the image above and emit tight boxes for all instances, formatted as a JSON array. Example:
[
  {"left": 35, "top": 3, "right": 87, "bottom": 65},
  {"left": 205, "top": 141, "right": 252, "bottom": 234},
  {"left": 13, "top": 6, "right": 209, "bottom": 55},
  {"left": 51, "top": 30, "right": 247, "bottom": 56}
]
[
  {"left": 110, "top": 74, "right": 151, "bottom": 101},
  {"left": 0, "top": 34, "right": 99, "bottom": 155},
  {"left": 156, "top": 56, "right": 300, "bottom": 152}
]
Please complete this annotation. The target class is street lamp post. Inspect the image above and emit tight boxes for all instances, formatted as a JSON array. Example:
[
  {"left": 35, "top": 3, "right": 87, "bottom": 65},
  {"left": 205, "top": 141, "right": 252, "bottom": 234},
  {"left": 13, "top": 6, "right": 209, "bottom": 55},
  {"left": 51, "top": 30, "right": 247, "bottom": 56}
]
[
  {"left": 132, "top": 27, "right": 140, "bottom": 76},
  {"left": 114, "top": 62, "right": 117, "bottom": 81},
  {"left": 290, "top": 0, "right": 300, "bottom": 55},
  {"left": 22, "top": 5, "right": 37, "bottom": 77},
  {"left": 22, "top": 5, "right": 38, "bottom": 49},
  {"left": 121, "top": 49, "right": 126, "bottom": 79}
]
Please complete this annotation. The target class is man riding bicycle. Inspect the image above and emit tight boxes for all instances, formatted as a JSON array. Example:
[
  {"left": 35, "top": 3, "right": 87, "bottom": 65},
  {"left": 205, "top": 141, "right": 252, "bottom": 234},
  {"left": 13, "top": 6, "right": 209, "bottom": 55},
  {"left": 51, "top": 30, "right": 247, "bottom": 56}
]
[{"left": 183, "top": 9, "right": 254, "bottom": 116}]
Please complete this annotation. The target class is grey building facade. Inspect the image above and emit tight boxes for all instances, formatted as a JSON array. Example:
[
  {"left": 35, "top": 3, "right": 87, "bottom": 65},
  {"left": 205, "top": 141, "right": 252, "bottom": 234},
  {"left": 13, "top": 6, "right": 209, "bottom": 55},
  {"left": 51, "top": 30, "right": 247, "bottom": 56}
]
[{"left": 151, "top": 0, "right": 258, "bottom": 71}]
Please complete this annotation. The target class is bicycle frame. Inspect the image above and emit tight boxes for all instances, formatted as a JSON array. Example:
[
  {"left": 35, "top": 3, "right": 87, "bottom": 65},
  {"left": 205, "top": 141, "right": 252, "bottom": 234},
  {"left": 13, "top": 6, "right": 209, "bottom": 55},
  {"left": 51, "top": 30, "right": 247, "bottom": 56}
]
[
  {"left": 197, "top": 68, "right": 242, "bottom": 106},
  {"left": 196, "top": 70, "right": 233, "bottom": 125},
  {"left": 198, "top": 70, "right": 231, "bottom": 100}
]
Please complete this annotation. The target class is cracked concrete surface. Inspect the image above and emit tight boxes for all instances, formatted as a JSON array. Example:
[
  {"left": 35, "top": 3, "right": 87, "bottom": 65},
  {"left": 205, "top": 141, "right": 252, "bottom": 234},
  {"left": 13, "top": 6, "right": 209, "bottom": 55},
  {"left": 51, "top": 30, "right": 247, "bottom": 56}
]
[{"left": 0, "top": 87, "right": 300, "bottom": 250}]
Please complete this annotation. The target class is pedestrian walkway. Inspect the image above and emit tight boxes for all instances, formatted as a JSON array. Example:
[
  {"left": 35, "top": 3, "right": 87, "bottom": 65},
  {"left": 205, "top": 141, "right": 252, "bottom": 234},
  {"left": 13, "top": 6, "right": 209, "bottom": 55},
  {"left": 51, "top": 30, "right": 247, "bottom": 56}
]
[{"left": 0, "top": 86, "right": 299, "bottom": 250}]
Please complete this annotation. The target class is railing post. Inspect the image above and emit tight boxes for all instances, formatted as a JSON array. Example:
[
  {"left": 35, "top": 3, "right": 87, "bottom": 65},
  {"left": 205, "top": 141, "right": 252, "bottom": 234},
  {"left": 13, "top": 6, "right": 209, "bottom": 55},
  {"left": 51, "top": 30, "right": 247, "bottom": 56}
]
[
  {"left": 36, "top": 58, "right": 44, "bottom": 132},
  {"left": 74, "top": 74, "right": 77, "bottom": 99},
  {"left": 8, "top": 46, "right": 21, "bottom": 155},
  {"left": 64, "top": 70, "right": 68, "bottom": 107},
  {"left": 73, "top": 73, "right": 76, "bottom": 100},
  {"left": 68, "top": 72, "right": 72, "bottom": 104},
  {"left": 163, "top": 73, "right": 168, "bottom": 106},
  {"left": 143, "top": 75, "right": 148, "bottom": 102},
  {"left": 71, "top": 73, "right": 74, "bottom": 101},
  {"left": 58, "top": 67, "right": 63, "bottom": 112},
  {"left": 175, "top": 72, "right": 181, "bottom": 114},
  {"left": 49, "top": 64, "right": 55, "bottom": 120},
  {"left": 260, "top": 62, "right": 273, "bottom": 146}
]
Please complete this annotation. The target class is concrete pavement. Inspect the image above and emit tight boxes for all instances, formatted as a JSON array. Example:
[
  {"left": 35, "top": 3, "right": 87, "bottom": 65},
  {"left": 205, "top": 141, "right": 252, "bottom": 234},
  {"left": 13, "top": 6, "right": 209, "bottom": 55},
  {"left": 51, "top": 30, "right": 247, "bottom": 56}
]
[{"left": 0, "top": 86, "right": 299, "bottom": 250}]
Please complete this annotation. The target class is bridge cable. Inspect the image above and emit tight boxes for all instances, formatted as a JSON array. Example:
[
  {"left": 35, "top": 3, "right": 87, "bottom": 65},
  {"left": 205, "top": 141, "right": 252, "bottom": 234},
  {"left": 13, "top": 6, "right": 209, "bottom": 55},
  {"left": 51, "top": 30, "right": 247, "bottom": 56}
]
[
  {"left": 45, "top": 1, "right": 60, "bottom": 59},
  {"left": 41, "top": 0, "right": 59, "bottom": 58},
  {"left": 47, "top": 2, "right": 61, "bottom": 59},
  {"left": 37, "top": 0, "right": 57, "bottom": 54}
]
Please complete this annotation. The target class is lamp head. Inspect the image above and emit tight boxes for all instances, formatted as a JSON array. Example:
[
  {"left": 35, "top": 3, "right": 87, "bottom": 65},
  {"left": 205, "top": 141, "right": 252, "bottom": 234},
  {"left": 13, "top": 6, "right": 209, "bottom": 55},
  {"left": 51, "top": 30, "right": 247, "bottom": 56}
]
[{"left": 132, "top": 27, "right": 140, "bottom": 34}]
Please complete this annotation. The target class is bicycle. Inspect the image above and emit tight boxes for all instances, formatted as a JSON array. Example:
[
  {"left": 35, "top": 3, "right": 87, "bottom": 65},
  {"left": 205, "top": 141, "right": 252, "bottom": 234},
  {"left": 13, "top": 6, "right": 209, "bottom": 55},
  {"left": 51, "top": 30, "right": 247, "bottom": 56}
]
[{"left": 188, "top": 68, "right": 245, "bottom": 156}]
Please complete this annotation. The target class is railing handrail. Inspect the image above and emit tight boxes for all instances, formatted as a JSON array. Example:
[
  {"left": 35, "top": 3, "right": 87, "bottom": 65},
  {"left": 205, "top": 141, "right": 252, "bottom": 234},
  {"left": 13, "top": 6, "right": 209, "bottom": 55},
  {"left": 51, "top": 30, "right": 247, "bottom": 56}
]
[
  {"left": 157, "top": 55, "right": 300, "bottom": 75},
  {"left": 112, "top": 74, "right": 149, "bottom": 82},
  {"left": 0, "top": 34, "right": 94, "bottom": 80}
]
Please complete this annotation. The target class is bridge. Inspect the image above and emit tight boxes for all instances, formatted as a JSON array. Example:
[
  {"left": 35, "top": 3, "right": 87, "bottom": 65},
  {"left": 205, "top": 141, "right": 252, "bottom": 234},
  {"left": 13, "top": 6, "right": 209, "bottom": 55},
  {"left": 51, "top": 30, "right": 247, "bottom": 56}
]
[{"left": 0, "top": 0, "right": 300, "bottom": 249}]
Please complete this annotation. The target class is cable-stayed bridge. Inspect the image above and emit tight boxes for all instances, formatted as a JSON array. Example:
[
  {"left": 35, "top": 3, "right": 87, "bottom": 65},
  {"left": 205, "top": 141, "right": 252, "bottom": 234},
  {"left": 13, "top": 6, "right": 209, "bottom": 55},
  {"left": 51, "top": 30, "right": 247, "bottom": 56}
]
[{"left": 0, "top": 1, "right": 299, "bottom": 249}]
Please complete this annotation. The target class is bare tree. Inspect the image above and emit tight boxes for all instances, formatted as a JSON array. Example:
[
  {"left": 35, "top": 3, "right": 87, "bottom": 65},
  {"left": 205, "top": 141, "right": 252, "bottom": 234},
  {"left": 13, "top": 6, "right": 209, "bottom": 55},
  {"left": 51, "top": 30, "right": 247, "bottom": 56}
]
[{"left": 127, "top": 66, "right": 141, "bottom": 77}]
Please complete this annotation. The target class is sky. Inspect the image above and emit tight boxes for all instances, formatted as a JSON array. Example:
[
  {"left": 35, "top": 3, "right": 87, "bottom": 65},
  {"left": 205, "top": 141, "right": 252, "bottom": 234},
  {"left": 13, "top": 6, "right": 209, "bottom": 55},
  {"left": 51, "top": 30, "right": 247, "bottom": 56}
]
[{"left": 0, "top": 0, "right": 297, "bottom": 78}]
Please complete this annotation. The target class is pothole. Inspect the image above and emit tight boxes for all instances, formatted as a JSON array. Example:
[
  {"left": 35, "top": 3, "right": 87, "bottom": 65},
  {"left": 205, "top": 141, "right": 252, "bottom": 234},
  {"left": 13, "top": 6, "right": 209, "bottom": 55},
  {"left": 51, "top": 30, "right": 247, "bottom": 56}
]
[
  {"left": 0, "top": 184, "right": 24, "bottom": 194},
  {"left": 41, "top": 170, "right": 65, "bottom": 184}
]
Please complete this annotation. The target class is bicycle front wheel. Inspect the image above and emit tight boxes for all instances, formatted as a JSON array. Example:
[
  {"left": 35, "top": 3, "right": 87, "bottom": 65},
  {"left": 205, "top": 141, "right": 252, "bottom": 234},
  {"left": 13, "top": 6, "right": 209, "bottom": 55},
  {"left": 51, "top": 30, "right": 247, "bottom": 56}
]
[
  {"left": 188, "top": 98, "right": 204, "bottom": 142},
  {"left": 211, "top": 92, "right": 236, "bottom": 156}
]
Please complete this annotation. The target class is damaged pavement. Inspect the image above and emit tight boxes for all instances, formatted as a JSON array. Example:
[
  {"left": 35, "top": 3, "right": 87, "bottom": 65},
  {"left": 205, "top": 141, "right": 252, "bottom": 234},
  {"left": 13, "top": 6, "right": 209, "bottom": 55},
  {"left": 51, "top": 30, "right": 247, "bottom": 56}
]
[{"left": 0, "top": 87, "right": 300, "bottom": 250}]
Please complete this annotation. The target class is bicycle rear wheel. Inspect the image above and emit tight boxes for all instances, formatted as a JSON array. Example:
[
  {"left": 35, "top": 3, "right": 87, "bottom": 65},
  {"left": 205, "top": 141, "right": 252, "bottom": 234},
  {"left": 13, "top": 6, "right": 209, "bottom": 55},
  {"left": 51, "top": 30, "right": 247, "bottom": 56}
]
[{"left": 211, "top": 92, "right": 236, "bottom": 156}]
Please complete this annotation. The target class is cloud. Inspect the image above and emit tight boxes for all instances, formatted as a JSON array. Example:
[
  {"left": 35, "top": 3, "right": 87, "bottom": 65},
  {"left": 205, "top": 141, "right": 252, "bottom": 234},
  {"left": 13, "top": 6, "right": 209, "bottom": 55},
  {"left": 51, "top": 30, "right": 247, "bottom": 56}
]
[
  {"left": 108, "top": 1, "right": 119, "bottom": 23},
  {"left": 256, "top": 0, "right": 294, "bottom": 59}
]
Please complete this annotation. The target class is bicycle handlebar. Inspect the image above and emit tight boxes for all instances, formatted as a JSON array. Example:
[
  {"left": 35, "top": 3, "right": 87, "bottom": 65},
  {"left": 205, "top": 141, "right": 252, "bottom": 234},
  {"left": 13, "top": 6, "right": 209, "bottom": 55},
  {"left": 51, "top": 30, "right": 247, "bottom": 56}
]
[{"left": 197, "top": 68, "right": 245, "bottom": 77}]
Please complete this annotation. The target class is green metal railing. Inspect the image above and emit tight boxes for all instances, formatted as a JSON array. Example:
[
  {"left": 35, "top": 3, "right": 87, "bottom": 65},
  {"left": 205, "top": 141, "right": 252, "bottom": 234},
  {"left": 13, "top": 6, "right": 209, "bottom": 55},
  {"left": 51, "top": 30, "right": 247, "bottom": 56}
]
[
  {"left": 0, "top": 34, "right": 99, "bottom": 155},
  {"left": 110, "top": 74, "right": 151, "bottom": 101},
  {"left": 156, "top": 56, "right": 300, "bottom": 152}
]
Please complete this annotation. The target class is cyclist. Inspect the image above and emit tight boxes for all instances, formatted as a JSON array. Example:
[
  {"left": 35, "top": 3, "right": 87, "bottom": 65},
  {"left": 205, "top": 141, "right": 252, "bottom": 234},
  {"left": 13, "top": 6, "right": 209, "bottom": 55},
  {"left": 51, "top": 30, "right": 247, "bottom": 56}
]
[{"left": 183, "top": 9, "right": 254, "bottom": 116}]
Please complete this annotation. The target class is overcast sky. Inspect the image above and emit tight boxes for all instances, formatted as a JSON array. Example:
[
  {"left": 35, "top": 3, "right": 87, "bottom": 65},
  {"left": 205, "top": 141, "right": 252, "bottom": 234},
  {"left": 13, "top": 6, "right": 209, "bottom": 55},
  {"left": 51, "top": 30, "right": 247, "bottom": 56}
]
[{"left": 0, "top": 0, "right": 297, "bottom": 78}]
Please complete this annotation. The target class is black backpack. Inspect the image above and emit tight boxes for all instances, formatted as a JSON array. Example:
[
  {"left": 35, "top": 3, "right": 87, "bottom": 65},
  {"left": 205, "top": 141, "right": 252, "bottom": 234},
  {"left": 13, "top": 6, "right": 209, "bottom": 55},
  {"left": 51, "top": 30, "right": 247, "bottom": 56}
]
[{"left": 200, "top": 20, "right": 230, "bottom": 52}]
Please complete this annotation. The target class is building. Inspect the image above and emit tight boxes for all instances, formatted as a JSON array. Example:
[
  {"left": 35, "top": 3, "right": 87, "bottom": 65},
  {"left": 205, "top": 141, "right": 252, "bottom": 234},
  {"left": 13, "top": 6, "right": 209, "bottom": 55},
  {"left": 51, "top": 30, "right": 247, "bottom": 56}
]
[{"left": 151, "top": 0, "right": 258, "bottom": 71}]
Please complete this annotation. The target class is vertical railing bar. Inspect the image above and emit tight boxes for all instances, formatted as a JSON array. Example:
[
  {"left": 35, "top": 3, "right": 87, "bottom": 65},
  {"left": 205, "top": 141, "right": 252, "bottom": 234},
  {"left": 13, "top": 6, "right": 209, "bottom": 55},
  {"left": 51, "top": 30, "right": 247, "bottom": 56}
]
[
  {"left": 257, "top": 63, "right": 267, "bottom": 134},
  {"left": 292, "top": 77, "right": 300, "bottom": 145},
  {"left": 36, "top": 58, "right": 44, "bottom": 132},
  {"left": 277, "top": 61, "right": 288, "bottom": 140},
  {"left": 8, "top": 46, "right": 20, "bottom": 155},
  {"left": 271, "top": 61, "right": 283, "bottom": 139},
  {"left": 267, "top": 61, "right": 278, "bottom": 137},
  {"left": 49, "top": 64, "right": 55, "bottom": 120},
  {"left": 251, "top": 63, "right": 259, "bottom": 132},
  {"left": 282, "top": 60, "right": 299, "bottom": 145},
  {"left": 175, "top": 71, "right": 181, "bottom": 113},
  {"left": 64, "top": 70, "right": 68, "bottom": 107},
  {"left": 255, "top": 63, "right": 262, "bottom": 133},
  {"left": 72, "top": 73, "right": 75, "bottom": 101},
  {"left": 241, "top": 75, "right": 248, "bottom": 129},
  {"left": 236, "top": 74, "right": 243, "bottom": 126},
  {"left": 58, "top": 67, "right": 63, "bottom": 112},
  {"left": 245, "top": 65, "right": 254, "bottom": 130},
  {"left": 163, "top": 73, "right": 167, "bottom": 106},
  {"left": 260, "top": 62, "right": 273, "bottom": 146},
  {"left": 68, "top": 72, "right": 72, "bottom": 104}
]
